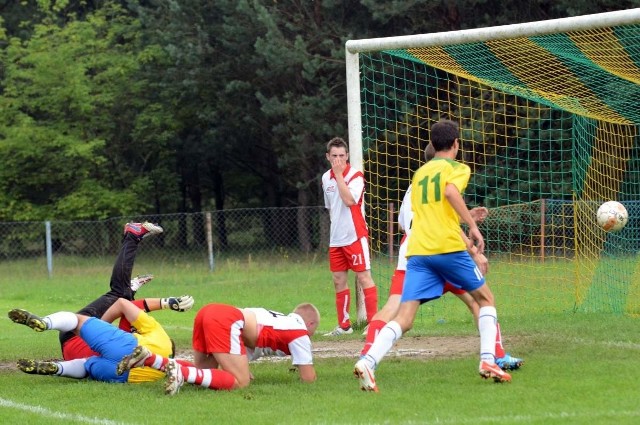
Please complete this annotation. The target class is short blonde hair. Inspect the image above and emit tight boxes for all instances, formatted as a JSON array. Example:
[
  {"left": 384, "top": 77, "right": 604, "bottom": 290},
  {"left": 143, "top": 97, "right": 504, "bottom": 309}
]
[{"left": 293, "top": 303, "right": 320, "bottom": 335}]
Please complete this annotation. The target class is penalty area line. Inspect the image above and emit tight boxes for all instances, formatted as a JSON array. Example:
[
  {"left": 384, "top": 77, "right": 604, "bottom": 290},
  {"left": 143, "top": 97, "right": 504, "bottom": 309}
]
[
  {"left": 383, "top": 409, "right": 640, "bottom": 424},
  {"left": 0, "top": 397, "right": 136, "bottom": 425}
]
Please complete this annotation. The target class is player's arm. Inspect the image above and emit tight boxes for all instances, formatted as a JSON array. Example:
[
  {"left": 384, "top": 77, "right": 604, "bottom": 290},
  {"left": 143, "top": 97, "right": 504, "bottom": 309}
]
[
  {"left": 455, "top": 206, "right": 486, "bottom": 234},
  {"left": 289, "top": 336, "right": 316, "bottom": 383},
  {"left": 334, "top": 173, "right": 356, "bottom": 206},
  {"left": 469, "top": 206, "right": 488, "bottom": 224},
  {"left": 101, "top": 298, "right": 142, "bottom": 324},
  {"left": 142, "top": 296, "right": 195, "bottom": 312},
  {"left": 461, "top": 230, "right": 488, "bottom": 276},
  {"left": 296, "top": 364, "right": 317, "bottom": 383},
  {"left": 331, "top": 156, "right": 359, "bottom": 206},
  {"left": 445, "top": 183, "right": 485, "bottom": 253}
]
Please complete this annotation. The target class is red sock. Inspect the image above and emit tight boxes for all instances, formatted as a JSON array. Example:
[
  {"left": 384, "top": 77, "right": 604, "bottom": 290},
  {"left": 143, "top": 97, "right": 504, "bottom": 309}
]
[
  {"left": 144, "top": 353, "right": 170, "bottom": 371},
  {"left": 185, "top": 366, "right": 236, "bottom": 390},
  {"left": 494, "top": 322, "right": 506, "bottom": 358},
  {"left": 361, "top": 319, "right": 387, "bottom": 356},
  {"left": 363, "top": 286, "right": 379, "bottom": 323},
  {"left": 176, "top": 359, "right": 194, "bottom": 367},
  {"left": 336, "top": 289, "right": 351, "bottom": 329}
]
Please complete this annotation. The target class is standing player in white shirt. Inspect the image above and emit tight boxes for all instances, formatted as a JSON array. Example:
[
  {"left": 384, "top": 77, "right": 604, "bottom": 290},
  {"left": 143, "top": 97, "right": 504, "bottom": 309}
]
[{"left": 321, "top": 137, "right": 378, "bottom": 336}]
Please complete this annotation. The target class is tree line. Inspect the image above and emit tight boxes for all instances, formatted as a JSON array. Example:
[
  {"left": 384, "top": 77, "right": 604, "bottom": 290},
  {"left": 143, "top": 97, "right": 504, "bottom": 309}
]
[{"left": 0, "top": 0, "right": 633, "bottom": 221}]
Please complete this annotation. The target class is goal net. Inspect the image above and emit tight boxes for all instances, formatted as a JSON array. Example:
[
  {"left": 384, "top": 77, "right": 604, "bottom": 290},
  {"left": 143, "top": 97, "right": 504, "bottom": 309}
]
[{"left": 346, "top": 9, "right": 640, "bottom": 321}]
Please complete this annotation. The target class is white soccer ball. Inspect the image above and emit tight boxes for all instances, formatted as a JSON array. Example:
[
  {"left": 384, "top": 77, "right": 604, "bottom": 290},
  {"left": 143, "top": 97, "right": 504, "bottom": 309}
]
[{"left": 596, "top": 201, "right": 628, "bottom": 232}]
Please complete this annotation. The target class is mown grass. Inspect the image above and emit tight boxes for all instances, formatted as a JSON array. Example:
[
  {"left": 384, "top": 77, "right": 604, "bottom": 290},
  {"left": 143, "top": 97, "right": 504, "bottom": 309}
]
[{"left": 1, "top": 254, "right": 639, "bottom": 424}]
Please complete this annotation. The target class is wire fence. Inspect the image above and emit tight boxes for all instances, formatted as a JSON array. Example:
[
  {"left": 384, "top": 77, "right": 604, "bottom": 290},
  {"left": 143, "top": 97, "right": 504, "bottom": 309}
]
[
  {"left": 0, "top": 207, "right": 330, "bottom": 274},
  {"left": 2, "top": 200, "right": 638, "bottom": 276}
]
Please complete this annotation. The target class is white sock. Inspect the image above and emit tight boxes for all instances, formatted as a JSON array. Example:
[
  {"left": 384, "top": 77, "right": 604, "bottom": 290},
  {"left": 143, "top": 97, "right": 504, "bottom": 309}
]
[
  {"left": 57, "top": 359, "right": 88, "bottom": 378},
  {"left": 43, "top": 312, "right": 78, "bottom": 332},
  {"left": 365, "top": 320, "right": 402, "bottom": 368},
  {"left": 478, "top": 306, "right": 497, "bottom": 363}
]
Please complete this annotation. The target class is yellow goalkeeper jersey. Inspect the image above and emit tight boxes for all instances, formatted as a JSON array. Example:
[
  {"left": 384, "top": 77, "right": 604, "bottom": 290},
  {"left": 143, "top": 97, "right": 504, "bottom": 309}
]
[
  {"left": 407, "top": 157, "right": 470, "bottom": 256},
  {"left": 127, "top": 311, "right": 173, "bottom": 383}
]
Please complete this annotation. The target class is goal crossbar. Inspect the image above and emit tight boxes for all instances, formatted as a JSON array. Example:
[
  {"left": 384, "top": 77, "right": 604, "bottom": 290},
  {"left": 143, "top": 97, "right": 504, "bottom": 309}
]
[
  {"left": 346, "top": 8, "right": 640, "bottom": 53},
  {"left": 346, "top": 8, "right": 640, "bottom": 167}
]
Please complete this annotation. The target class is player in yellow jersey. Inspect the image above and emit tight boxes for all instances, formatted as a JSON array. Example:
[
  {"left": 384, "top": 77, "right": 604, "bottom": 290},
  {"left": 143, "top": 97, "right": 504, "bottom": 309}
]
[
  {"left": 8, "top": 223, "right": 190, "bottom": 384},
  {"left": 9, "top": 298, "right": 175, "bottom": 383},
  {"left": 354, "top": 119, "right": 511, "bottom": 392}
]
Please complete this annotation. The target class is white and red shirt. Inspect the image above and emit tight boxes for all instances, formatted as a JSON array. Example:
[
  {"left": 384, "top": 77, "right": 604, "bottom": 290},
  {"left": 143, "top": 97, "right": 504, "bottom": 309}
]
[
  {"left": 244, "top": 308, "right": 313, "bottom": 366},
  {"left": 322, "top": 164, "right": 368, "bottom": 247}
]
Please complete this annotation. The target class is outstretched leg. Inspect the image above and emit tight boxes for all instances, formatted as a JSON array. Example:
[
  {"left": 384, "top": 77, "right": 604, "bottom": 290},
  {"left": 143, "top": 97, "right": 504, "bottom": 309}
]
[
  {"left": 59, "top": 223, "right": 162, "bottom": 354},
  {"left": 118, "top": 346, "right": 242, "bottom": 394},
  {"left": 17, "top": 358, "right": 88, "bottom": 379},
  {"left": 8, "top": 309, "right": 47, "bottom": 332},
  {"left": 110, "top": 222, "right": 162, "bottom": 299},
  {"left": 108, "top": 232, "right": 140, "bottom": 301},
  {"left": 79, "top": 222, "right": 163, "bottom": 317}
]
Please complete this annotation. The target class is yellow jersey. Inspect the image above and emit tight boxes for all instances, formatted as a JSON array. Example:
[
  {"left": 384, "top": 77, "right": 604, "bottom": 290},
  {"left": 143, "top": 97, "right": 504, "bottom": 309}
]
[
  {"left": 127, "top": 311, "right": 173, "bottom": 383},
  {"left": 406, "top": 157, "right": 470, "bottom": 256}
]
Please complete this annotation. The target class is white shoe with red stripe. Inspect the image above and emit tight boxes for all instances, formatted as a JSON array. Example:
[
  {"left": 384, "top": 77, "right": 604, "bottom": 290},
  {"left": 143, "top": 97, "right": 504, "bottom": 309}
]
[{"left": 354, "top": 358, "right": 379, "bottom": 392}]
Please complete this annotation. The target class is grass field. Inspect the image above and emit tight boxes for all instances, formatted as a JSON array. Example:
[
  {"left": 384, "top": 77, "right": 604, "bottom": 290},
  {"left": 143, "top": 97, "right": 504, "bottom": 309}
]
[{"left": 1, "top": 254, "right": 640, "bottom": 424}]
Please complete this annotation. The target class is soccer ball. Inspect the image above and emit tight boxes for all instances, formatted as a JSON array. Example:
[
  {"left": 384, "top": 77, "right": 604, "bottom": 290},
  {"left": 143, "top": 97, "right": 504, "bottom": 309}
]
[{"left": 596, "top": 201, "right": 628, "bottom": 232}]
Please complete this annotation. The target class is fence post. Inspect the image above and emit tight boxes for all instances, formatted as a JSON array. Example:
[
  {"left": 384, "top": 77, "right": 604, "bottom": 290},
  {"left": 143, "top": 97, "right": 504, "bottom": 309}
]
[
  {"left": 388, "top": 202, "right": 395, "bottom": 263},
  {"left": 540, "top": 199, "right": 546, "bottom": 263},
  {"left": 45, "top": 221, "right": 53, "bottom": 278},
  {"left": 206, "top": 212, "right": 215, "bottom": 271}
]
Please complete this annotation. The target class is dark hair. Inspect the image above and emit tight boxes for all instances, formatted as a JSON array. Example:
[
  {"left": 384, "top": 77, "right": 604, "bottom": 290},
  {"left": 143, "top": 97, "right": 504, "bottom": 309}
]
[
  {"left": 326, "top": 137, "right": 348, "bottom": 153},
  {"left": 430, "top": 119, "right": 459, "bottom": 151}
]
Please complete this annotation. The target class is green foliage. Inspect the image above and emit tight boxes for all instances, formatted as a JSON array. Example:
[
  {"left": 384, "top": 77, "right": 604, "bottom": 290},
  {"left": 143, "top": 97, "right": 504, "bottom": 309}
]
[
  {"left": 1, "top": 1, "right": 636, "bottom": 220},
  {"left": 0, "top": 3, "right": 158, "bottom": 220}
]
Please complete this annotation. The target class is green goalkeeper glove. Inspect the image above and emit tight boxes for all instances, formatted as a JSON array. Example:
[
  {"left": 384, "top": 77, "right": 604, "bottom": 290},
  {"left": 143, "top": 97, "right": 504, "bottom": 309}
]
[{"left": 161, "top": 295, "right": 195, "bottom": 312}]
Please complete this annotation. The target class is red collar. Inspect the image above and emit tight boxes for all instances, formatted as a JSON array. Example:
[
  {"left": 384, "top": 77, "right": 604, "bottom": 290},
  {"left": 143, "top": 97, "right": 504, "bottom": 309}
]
[{"left": 329, "top": 163, "right": 351, "bottom": 179}]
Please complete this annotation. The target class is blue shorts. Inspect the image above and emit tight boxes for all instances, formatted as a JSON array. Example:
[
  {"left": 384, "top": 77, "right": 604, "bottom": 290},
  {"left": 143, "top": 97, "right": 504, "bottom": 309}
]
[
  {"left": 80, "top": 317, "right": 137, "bottom": 383},
  {"left": 401, "top": 251, "right": 485, "bottom": 304}
]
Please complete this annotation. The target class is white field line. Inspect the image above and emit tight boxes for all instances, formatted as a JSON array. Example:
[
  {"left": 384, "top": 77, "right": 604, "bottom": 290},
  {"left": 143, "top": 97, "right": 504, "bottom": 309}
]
[
  {"left": 0, "top": 397, "right": 136, "bottom": 425},
  {"left": 318, "top": 409, "right": 640, "bottom": 425},
  {"left": 571, "top": 338, "right": 640, "bottom": 350},
  {"left": 160, "top": 325, "right": 193, "bottom": 331}
]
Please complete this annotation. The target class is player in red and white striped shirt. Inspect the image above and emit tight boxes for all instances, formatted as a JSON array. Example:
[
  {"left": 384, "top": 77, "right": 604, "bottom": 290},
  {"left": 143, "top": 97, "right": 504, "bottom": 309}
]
[
  {"left": 116, "top": 302, "right": 320, "bottom": 395},
  {"left": 321, "top": 137, "right": 378, "bottom": 336}
]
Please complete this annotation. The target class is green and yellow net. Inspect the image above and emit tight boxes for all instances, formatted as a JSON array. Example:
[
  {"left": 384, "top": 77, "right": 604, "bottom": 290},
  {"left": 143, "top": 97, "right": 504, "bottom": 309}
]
[{"left": 359, "top": 21, "right": 640, "bottom": 319}]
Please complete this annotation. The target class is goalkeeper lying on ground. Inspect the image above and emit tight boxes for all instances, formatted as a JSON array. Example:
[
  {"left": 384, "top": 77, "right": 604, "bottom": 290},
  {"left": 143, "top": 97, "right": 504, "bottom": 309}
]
[
  {"left": 58, "top": 222, "right": 193, "bottom": 360},
  {"left": 9, "top": 298, "right": 191, "bottom": 383},
  {"left": 8, "top": 222, "right": 194, "bottom": 383}
]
